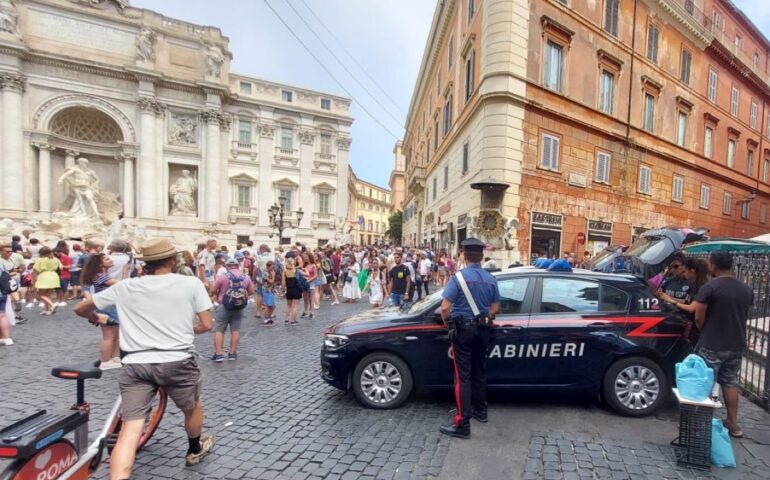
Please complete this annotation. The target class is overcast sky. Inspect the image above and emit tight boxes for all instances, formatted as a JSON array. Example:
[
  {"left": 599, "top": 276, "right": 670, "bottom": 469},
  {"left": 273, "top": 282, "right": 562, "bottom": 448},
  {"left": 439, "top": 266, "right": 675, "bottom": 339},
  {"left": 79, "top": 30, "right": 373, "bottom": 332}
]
[{"left": 131, "top": 0, "right": 770, "bottom": 190}]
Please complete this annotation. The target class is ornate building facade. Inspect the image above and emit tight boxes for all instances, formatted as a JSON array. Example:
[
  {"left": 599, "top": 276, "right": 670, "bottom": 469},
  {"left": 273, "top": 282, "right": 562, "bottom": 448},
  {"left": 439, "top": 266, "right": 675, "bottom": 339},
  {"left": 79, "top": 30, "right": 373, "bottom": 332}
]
[
  {"left": 0, "top": 0, "right": 352, "bottom": 246},
  {"left": 402, "top": 0, "right": 770, "bottom": 264},
  {"left": 347, "top": 167, "right": 393, "bottom": 246}
]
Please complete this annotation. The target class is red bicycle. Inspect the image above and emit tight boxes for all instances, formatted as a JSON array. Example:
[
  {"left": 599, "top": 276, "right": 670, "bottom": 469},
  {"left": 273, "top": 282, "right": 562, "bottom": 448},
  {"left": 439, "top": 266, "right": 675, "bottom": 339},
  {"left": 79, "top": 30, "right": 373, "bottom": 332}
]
[{"left": 0, "top": 361, "right": 166, "bottom": 479}]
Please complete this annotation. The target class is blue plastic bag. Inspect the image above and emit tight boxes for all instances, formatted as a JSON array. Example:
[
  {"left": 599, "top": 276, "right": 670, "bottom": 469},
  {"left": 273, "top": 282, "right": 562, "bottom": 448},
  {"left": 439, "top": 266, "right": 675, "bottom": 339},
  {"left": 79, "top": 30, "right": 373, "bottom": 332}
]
[
  {"left": 711, "top": 419, "right": 737, "bottom": 468},
  {"left": 675, "top": 354, "right": 714, "bottom": 401}
]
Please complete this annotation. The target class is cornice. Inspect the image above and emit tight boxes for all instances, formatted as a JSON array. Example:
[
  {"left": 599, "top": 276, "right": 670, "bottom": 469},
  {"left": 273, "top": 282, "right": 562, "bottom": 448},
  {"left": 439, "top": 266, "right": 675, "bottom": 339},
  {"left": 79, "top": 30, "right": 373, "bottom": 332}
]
[{"left": 648, "top": 0, "right": 712, "bottom": 49}]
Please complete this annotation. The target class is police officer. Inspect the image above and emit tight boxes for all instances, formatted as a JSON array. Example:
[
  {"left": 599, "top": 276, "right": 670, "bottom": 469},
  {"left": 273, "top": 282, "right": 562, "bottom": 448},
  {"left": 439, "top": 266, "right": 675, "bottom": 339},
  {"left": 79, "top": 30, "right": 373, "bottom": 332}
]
[{"left": 439, "top": 238, "right": 500, "bottom": 439}]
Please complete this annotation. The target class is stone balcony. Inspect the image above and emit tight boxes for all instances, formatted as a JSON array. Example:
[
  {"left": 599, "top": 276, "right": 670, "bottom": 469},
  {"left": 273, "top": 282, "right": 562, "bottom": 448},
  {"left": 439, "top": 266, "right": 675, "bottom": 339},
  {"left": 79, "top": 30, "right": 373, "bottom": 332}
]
[
  {"left": 407, "top": 164, "right": 427, "bottom": 193},
  {"left": 314, "top": 152, "right": 337, "bottom": 171},
  {"left": 274, "top": 146, "right": 299, "bottom": 166},
  {"left": 229, "top": 205, "right": 258, "bottom": 224},
  {"left": 311, "top": 211, "right": 334, "bottom": 228},
  {"left": 231, "top": 140, "right": 257, "bottom": 160}
]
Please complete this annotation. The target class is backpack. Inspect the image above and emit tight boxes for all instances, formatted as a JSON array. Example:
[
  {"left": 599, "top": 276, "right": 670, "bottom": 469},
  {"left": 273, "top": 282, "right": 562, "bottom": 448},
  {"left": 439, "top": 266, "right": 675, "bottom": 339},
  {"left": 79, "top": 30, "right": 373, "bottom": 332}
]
[
  {"left": 0, "top": 269, "right": 16, "bottom": 295},
  {"left": 222, "top": 272, "right": 249, "bottom": 310},
  {"left": 295, "top": 269, "right": 309, "bottom": 290}
]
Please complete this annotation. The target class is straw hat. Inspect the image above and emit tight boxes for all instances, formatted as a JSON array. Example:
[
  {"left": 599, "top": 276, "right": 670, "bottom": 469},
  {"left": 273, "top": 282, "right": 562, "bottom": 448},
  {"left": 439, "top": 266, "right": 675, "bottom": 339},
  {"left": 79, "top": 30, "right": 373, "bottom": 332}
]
[{"left": 136, "top": 238, "right": 179, "bottom": 261}]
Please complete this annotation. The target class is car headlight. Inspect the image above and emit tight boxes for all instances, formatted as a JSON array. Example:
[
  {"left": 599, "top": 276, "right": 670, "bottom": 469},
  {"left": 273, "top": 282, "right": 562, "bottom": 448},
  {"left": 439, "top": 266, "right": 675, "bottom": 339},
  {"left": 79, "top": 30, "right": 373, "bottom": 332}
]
[{"left": 324, "top": 334, "right": 349, "bottom": 349}]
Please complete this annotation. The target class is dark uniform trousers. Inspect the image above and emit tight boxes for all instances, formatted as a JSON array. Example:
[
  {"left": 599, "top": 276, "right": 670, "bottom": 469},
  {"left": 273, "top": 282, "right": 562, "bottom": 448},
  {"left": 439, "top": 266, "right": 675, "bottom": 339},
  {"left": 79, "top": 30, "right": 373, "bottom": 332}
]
[{"left": 450, "top": 318, "right": 491, "bottom": 427}]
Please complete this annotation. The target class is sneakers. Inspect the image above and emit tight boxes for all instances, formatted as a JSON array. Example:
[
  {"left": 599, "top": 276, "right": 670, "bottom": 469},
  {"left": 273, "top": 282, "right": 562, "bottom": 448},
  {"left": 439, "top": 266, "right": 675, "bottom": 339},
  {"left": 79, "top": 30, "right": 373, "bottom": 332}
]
[
  {"left": 185, "top": 435, "right": 214, "bottom": 466},
  {"left": 263, "top": 319, "right": 275, "bottom": 327},
  {"left": 331, "top": 301, "right": 340, "bottom": 305},
  {"left": 57, "top": 302, "right": 67, "bottom": 307},
  {"left": 0, "top": 338, "right": 13, "bottom": 346},
  {"left": 99, "top": 359, "right": 122, "bottom": 370},
  {"left": 37, "top": 302, "right": 45, "bottom": 308},
  {"left": 227, "top": 352, "right": 237, "bottom": 361},
  {"left": 211, "top": 353, "right": 224, "bottom": 363},
  {"left": 25, "top": 303, "right": 33, "bottom": 309},
  {"left": 15, "top": 317, "right": 27, "bottom": 324}
]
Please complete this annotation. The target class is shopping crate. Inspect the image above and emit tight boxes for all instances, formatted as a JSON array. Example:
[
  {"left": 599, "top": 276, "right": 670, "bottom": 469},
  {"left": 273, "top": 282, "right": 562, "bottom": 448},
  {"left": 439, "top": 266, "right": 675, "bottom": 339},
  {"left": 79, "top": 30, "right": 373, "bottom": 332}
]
[{"left": 670, "top": 388, "right": 719, "bottom": 471}]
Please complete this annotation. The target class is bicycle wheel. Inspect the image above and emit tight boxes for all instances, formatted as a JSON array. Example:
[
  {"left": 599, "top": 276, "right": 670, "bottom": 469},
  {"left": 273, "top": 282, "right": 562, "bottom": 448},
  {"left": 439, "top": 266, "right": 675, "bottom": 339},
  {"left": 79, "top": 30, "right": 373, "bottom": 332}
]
[{"left": 108, "top": 388, "right": 168, "bottom": 453}]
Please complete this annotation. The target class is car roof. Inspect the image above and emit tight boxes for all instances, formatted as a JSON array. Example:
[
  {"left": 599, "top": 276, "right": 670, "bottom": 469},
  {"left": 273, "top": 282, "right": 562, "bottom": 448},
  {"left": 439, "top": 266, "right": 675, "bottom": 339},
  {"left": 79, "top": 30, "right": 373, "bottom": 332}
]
[{"left": 494, "top": 266, "right": 641, "bottom": 284}]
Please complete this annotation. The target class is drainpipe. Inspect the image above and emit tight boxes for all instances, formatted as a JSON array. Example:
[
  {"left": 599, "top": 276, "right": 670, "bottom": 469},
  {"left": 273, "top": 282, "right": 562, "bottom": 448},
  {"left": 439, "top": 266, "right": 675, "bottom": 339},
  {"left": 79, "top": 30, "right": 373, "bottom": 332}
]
[{"left": 625, "top": 0, "right": 638, "bottom": 142}]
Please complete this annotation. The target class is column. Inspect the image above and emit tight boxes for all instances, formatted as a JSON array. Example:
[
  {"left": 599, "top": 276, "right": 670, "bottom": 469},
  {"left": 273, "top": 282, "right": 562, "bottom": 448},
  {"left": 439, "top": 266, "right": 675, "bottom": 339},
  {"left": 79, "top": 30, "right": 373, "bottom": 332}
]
[
  {"left": 64, "top": 150, "right": 79, "bottom": 169},
  {"left": 33, "top": 143, "right": 54, "bottom": 212},
  {"left": 118, "top": 153, "right": 136, "bottom": 218},
  {"left": 336, "top": 136, "right": 351, "bottom": 227},
  {"left": 137, "top": 97, "right": 160, "bottom": 219},
  {"left": 218, "top": 113, "right": 232, "bottom": 222},
  {"left": 1, "top": 72, "right": 26, "bottom": 211},
  {"left": 257, "top": 120, "right": 276, "bottom": 229},
  {"left": 202, "top": 109, "right": 221, "bottom": 223},
  {"left": 298, "top": 128, "right": 315, "bottom": 232}
]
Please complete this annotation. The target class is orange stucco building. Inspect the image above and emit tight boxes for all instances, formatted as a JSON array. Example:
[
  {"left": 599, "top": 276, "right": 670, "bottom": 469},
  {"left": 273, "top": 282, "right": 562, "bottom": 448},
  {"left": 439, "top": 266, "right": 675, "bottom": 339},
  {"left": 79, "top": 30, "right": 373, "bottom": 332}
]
[{"left": 401, "top": 0, "right": 770, "bottom": 264}]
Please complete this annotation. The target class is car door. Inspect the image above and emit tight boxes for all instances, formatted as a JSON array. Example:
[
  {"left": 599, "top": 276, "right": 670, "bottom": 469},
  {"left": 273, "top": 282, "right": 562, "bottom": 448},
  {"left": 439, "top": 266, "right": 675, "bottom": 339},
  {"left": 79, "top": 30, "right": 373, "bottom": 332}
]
[
  {"left": 487, "top": 276, "right": 534, "bottom": 386},
  {"left": 523, "top": 276, "right": 627, "bottom": 387}
]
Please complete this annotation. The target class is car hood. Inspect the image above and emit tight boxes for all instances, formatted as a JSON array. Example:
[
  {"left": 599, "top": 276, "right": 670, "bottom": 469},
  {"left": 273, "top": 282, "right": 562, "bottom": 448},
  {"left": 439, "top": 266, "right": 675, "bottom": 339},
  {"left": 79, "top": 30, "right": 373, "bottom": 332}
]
[{"left": 328, "top": 307, "right": 429, "bottom": 335}]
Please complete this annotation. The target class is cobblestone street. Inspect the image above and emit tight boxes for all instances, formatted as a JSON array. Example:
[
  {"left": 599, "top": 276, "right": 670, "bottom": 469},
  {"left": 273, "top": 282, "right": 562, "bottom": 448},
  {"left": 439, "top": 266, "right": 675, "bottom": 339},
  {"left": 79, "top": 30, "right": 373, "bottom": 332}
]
[{"left": 1, "top": 301, "right": 769, "bottom": 479}]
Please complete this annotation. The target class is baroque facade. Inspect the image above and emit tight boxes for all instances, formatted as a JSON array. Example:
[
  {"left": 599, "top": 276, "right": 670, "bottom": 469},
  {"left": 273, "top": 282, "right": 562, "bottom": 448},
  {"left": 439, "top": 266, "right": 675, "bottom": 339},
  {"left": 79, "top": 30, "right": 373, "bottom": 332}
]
[
  {"left": 347, "top": 167, "right": 393, "bottom": 246},
  {"left": 402, "top": 0, "right": 770, "bottom": 264},
  {"left": 0, "top": 0, "right": 352, "bottom": 246}
]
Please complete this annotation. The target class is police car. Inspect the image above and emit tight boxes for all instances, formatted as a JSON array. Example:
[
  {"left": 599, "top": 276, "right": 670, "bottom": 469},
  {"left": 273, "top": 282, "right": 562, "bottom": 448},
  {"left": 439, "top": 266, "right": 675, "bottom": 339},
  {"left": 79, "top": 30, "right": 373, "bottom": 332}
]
[{"left": 321, "top": 267, "right": 692, "bottom": 417}]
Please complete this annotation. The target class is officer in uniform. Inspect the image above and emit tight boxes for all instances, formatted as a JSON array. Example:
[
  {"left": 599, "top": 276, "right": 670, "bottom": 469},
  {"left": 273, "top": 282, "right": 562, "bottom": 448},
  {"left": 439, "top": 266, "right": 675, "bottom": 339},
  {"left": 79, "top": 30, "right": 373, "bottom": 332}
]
[{"left": 439, "top": 238, "right": 501, "bottom": 439}]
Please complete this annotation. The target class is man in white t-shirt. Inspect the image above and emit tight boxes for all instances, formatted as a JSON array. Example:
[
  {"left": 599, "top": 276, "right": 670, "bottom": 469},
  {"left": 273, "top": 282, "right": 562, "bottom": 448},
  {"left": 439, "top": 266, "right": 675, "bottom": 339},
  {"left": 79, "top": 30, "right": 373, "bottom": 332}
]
[
  {"left": 197, "top": 239, "right": 217, "bottom": 286},
  {"left": 107, "top": 240, "right": 131, "bottom": 280},
  {"left": 75, "top": 238, "right": 214, "bottom": 476},
  {"left": 419, "top": 253, "right": 432, "bottom": 297}
]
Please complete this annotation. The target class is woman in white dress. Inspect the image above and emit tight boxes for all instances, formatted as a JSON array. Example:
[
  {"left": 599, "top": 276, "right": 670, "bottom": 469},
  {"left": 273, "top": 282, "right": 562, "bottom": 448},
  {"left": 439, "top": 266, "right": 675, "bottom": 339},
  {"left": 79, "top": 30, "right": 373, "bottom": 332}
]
[
  {"left": 342, "top": 257, "right": 362, "bottom": 302},
  {"left": 366, "top": 258, "right": 384, "bottom": 308}
]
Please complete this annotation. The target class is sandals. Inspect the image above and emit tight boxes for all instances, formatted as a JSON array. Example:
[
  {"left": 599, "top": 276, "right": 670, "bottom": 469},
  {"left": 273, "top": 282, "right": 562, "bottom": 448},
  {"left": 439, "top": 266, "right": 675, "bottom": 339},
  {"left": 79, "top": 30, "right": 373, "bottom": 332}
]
[{"left": 724, "top": 421, "right": 744, "bottom": 438}]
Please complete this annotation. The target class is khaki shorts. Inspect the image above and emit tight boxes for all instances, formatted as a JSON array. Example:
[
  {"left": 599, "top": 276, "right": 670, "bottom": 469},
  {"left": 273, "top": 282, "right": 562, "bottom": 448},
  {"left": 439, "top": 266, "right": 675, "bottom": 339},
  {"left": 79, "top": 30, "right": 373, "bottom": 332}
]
[{"left": 118, "top": 357, "right": 201, "bottom": 421}]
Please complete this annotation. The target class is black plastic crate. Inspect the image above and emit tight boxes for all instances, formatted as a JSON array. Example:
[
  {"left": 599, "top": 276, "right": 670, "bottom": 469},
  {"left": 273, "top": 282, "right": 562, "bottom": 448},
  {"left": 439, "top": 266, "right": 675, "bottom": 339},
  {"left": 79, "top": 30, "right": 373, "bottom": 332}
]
[{"left": 670, "top": 403, "right": 713, "bottom": 470}]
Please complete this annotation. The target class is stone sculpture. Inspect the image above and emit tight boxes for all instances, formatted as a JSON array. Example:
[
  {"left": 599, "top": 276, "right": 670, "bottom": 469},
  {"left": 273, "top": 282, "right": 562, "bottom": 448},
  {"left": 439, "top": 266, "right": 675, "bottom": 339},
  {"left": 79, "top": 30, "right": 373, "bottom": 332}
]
[
  {"left": 205, "top": 44, "right": 225, "bottom": 78},
  {"left": 136, "top": 27, "right": 155, "bottom": 62},
  {"left": 169, "top": 113, "right": 198, "bottom": 145},
  {"left": 169, "top": 169, "right": 198, "bottom": 215},
  {"left": 57, "top": 158, "right": 101, "bottom": 218},
  {"left": 0, "top": 0, "right": 20, "bottom": 36}
]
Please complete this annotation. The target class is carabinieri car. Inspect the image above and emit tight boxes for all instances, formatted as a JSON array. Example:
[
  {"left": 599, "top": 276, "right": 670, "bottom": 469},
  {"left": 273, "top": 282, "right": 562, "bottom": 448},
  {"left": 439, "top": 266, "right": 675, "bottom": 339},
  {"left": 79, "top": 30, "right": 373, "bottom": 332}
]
[{"left": 321, "top": 267, "right": 693, "bottom": 417}]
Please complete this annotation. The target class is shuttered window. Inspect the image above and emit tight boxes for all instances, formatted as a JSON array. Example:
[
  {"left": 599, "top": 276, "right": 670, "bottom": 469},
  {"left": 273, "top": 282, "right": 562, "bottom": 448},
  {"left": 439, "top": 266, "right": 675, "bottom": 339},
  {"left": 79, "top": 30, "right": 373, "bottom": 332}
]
[
  {"left": 595, "top": 151, "right": 610, "bottom": 184},
  {"left": 646, "top": 23, "right": 659, "bottom": 63},
  {"left": 638, "top": 165, "right": 652, "bottom": 194},
  {"left": 540, "top": 133, "right": 560, "bottom": 171},
  {"left": 672, "top": 175, "right": 684, "bottom": 203},
  {"left": 700, "top": 184, "right": 710, "bottom": 209}
]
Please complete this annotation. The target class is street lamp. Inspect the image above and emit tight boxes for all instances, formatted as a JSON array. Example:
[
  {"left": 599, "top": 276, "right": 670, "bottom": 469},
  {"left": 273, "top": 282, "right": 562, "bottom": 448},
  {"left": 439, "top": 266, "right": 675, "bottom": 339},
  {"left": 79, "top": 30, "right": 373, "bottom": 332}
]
[{"left": 268, "top": 196, "right": 304, "bottom": 244}]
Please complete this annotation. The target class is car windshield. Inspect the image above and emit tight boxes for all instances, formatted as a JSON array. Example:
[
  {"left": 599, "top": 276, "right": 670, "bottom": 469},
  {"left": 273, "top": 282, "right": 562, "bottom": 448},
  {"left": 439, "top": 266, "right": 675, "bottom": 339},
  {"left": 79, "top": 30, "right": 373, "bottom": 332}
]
[
  {"left": 402, "top": 289, "right": 445, "bottom": 315},
  {"left": 624, "top": 236, "right": 670, "bottom": 263}
]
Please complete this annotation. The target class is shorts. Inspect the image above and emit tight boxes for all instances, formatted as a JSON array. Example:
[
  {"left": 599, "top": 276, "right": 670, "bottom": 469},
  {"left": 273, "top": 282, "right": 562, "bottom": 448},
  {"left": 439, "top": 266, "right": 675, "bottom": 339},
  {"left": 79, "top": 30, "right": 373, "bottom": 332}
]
[
  {"left": 390, "top": 293, "right": 405, "bottom": 306},
  {"left": 118, "top": 357, "right": 201, "bottom": 421},
  {"left": 695, "top": 346, "right": 742, "bottom": 389},
  {"left": 213, "top": 308, "right": 244, "bottom": 333},
  {"left": 60, "top": 279, "right": 71, "bottom": 292},
  {"left": 263, "top": 291, "right": 275, "bottom": 307},
  {"left": 255, "top": 283, "right": 263, "bottom": 296},
  {"left": 0, "top": 296, "right": 6, "bottom": 311},
  {"left": 69, "top": 273, "right": 80, "bottom": 286},
  {"left": 97, "top": 304, "right": 119, "bottom": 326}
]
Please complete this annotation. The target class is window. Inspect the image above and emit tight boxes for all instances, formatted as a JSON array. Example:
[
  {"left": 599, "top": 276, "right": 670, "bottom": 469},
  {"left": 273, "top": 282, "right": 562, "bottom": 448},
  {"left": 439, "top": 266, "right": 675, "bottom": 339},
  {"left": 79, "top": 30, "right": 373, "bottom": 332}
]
[
  {"left": 318, "top": 192, "right": 330, "bottom": 214},
  {"left": 712, "top": 10, "right": 723, "bottom": 32},
  {"left": 704, "top": 126, "right": 714, "bottom": 158},
  {"left": 544, "top": 40, "right": 563, "bottom": 92},
  {"left": 539, "top": 278, "right": 599, "bottom": 313},
  {"left": 540, "top": 133, "right": 560, "bottom": 171},
  {"left": 734, "top": 34, "right": 742, "bottom": 51},
  {"left": 462, "top": 142, "right": 469, "bottom": 174},
  {"left": 643, "top": 93, "right": 655, "bottom": 132},
  {"left": 761, "top": 204, "right": 767, "bottom": 224},
  {"left": 320, "top": 133, "right": 332, "bottom": 155},
  {"left": 498, "top": 278, "right": 530, "bottom": 315},
  {"left": 321, "top": 98, "right": 331, "bottom": 110},
  {"left": 598, "top": 70, "right": 614, "bottom": 114},
  {"left": 368, "top": 221, "right": 373, "bottom": 232},
  {"left": 638, "top": 165, "right": 651, "bottom": 194},
  {"left": 723, "top": 191, "right": 732, "bottom": 215},
  {"left": 741, "top": 201, "right": 750, "bottom": 220},
  {"left": 707, "top": 68, "right": 718, "bottom": 103},
  {"left": 280, "top": 128, "right": 293, "bottom": 150},
  {"left": 751, "top": 100, "right": 758, "bottom": 129},
  {"left": 464, "top": 49, "right": 475, "bottom": 102},
  {"left": 672, "top": 175, "right": 684, "bottom": 203},
  {"left": 282, "top": 90, "right": 293, "bottom": 102},
  {"left": 467, "top": 0, "right": 475, "bottom": 23},
  {"left": 754, "top": 52, "right": 760, "bottom": 66},
  {"left": 237, "top": 185, "right": 251, "bottom": 208},
  {"left": 700, "top": 183, "right": 710, "bottom": 209},
  {"left": 279, "top": 189, "right": 293, "bottom": 211},
  {"left": 680, "top": 49, "right": 692, "bottom": 84},
  {"left": 676, "top": 111, "right": 687, "bottom": 147},
  {"left": 443, "top": 165, "right": 448, "bottom": 189},
  {"left": 239, "top": 81, "right": 252, "bottom": 95},
  {"left": 748, "top": 150, "right": 755, "bottom": 176},
  {"left": 601, "top": 285, "right": 629, "bottom": 312},
  {"left": 447, "top": 34, "right": 454, "bottom": 70},
  {"left": 238, "top": 119, "right": 252, "bottom": 144},
  {"left": 604, "top": 0, "right": 619, "bottom": 37},
  {"left": 727, "top": 139, "right": 735, "bottom": 168},
  {"left": 595, "top": 151, "right": 610, "bottom": 184},
  {"left": 434, "top": 119, "right": 438, "bottom": 150},
  {"left": 646, "top": 23, "right": 659, "bottom": 63},
  {"left": 730, "top": 86, "right": 739, "bottom": 117},
  {"left": 432, "top": 177, "right": 437, "bottom": 200},
  {"left": 765, "top": 159, "right": 770, "bottom": 183},
  {"left": 443, "top": 95, "right": 453, "bottom": 136}
]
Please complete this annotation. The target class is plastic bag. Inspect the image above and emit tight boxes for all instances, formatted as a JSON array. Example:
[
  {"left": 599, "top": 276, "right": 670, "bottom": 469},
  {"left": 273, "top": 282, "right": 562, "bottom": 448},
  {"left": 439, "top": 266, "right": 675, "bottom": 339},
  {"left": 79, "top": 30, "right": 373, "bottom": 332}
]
[
  {"left": 675, "top": 354, "right": 714, "bottom": 401},
  {"left": 711, "top": 419, "right": 737, "bottom": 468}
]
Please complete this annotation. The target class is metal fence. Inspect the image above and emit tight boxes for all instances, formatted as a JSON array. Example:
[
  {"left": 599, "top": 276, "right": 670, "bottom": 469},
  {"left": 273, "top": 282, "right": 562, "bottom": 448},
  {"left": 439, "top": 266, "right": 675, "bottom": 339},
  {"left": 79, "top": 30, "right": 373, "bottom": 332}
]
[{"left": 688, "top": 251, "right": 770, "bottom": 411}]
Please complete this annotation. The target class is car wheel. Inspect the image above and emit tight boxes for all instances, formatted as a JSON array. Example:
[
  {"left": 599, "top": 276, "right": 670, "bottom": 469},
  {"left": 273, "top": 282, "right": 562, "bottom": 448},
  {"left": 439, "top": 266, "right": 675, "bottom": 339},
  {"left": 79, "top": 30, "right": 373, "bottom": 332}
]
[
  {"left": 603, "top": 356, "right": 668, "bottom": 417},
  {"left": 352, "top": 352, "right": 413, "bottom": 409}
]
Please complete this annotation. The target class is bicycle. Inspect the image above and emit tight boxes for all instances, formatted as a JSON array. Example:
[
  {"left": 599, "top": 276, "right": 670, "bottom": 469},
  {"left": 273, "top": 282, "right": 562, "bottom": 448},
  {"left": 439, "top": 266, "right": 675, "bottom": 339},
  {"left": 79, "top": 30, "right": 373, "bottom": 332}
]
[{"left": 0, "top": 361, "right": 167, "bottom": 480}]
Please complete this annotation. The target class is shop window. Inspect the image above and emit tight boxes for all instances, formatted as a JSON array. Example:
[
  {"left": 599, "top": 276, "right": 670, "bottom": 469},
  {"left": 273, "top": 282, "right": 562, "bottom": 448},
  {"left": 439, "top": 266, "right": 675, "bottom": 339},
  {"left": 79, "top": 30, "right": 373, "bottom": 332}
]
[{"left": 530, "top": 212, "right": 562, "bottom": 261}]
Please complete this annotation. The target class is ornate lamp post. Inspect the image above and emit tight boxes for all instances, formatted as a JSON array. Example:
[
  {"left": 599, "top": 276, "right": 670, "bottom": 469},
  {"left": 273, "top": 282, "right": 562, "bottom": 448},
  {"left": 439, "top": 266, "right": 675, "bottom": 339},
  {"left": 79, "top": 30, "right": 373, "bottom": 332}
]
[{"left": 267, "top": 196, "right": 304, "bottom": 243}]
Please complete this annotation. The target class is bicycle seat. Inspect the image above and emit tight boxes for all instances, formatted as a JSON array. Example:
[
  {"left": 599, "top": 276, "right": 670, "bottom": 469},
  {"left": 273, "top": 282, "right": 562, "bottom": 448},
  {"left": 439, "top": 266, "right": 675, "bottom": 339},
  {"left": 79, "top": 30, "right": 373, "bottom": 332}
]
[{"left": 51, "top": 361, "right": 102, "bottom": 380}]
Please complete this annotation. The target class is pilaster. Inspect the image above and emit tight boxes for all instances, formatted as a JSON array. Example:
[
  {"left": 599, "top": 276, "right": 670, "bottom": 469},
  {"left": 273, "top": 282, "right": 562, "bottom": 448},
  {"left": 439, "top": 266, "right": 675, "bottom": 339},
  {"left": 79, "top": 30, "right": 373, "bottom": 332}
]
[
  {"left": 32, "top": 143, "right": 54, "bottom": 213},
  {"left": 137, "top": 96, "right": 165, "bottom": 219},
  {"left": 257, "top": 120, "right": 275, "bottom": 228},
  {"left": 0, "top": 72, "right": 25, "bottom": 211},
  {"left": 201, "top": 108, "right": 222, "bottom": 222}
]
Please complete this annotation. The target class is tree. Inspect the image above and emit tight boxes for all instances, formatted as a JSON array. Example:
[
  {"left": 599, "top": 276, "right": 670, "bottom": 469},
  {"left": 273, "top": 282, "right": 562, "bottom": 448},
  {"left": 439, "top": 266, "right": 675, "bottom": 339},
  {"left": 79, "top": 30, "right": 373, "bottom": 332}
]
[{"left": 385, "top": 210, "right": 403, "bottom": 245}]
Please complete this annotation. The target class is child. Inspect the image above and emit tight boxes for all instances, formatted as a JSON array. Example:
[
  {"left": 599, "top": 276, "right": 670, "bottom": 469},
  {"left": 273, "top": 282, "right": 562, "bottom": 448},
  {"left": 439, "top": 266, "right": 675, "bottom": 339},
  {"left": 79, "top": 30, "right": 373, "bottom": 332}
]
[{"left": 262, "top": 261, "right": 277, "bottom": 323}]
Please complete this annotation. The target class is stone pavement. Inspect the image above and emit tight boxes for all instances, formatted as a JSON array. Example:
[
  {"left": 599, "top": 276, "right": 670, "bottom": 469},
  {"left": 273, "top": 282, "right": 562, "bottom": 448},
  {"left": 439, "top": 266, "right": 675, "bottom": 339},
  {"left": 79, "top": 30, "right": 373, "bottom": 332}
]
[{"left": 1, "top": 299, "right": 769, "bottom": 479}]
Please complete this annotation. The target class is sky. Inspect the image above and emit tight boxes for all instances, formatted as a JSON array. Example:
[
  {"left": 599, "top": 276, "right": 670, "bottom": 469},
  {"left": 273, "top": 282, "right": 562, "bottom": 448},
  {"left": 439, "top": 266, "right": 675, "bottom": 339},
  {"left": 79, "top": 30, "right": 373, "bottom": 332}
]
[{"left": 130, "top": 0, "right": 770, "bottom": 189}]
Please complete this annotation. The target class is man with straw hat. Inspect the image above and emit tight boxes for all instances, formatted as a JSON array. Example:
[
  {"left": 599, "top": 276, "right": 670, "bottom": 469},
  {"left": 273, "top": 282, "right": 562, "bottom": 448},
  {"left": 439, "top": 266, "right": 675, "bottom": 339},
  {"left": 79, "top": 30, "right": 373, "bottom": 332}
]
[{"left": 75, "top": 237, "right": 215, "bottom": 477}]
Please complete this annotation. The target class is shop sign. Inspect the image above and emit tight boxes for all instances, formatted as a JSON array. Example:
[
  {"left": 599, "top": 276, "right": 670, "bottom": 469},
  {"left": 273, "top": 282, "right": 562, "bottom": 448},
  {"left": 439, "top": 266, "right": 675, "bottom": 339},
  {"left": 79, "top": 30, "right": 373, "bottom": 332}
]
[
  {"left": 457, "top": 214, "right": 467, "bottom": 226},
  {"left": 588, "top": 220, "right": 612, "bottom": 234},
  {"left": 439, "top": 202, "right": 452, "bottom": 215},
  {"left": 532, "top": 212, "right": 562, "bottom": 227},
  {"left": 577, "top": 232, "right": 586, "bottom": 244}
]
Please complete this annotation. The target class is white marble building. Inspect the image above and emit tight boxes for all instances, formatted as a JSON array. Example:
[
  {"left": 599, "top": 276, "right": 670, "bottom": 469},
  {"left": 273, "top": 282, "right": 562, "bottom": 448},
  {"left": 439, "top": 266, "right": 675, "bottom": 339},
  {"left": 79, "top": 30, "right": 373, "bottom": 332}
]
[{"left": 0, "top": 0, "right": 352, "bottom": 246}]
